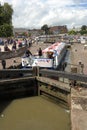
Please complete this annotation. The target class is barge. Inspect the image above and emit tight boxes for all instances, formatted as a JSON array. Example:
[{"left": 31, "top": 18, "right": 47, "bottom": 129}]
[{"left": 22, "top": 42, "right": 67, "bottom": 69}]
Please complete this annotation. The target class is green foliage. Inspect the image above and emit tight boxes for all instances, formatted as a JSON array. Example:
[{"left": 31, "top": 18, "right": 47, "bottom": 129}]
[
  {"left": 41, "top": 24, "right": 49, "bottom": 35},
  {"left": 81, "top": 25, "right": 87, "bottom": 31},
  {"left": 79, "top": 30, "right": 87, "bottom": 35},
  {"left": 68, "top": 30, "right": 77, "bottom": 35},
  {"left": 79, "top": 25, "right": 87, "bottom": 35},
  {"left": 0, "top": 3, "right": 13, "bottom": 37},
  {"left": 0, "top": 24, "right": 13, "bottom": 37},
  {"left": 28, "top": 33, "right": 31, "bottom": 37}
]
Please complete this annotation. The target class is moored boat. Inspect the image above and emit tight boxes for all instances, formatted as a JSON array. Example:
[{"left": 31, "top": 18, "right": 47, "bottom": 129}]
[{"left": 22, "top": 42, "right": 67, "bottom": 69}]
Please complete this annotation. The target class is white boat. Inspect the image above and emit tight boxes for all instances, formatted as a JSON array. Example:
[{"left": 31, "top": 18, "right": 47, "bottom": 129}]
[{"left": 21, "top": 42, "right": 67, "bottom": 69}]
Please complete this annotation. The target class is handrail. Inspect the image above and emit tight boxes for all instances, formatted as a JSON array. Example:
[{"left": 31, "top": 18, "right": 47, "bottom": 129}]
[
  {"left": 39, "top": 69, "right": 87, "bottom": 83},
  {"left": 0, "top": 67, "right": 87, "bottom": 83}
]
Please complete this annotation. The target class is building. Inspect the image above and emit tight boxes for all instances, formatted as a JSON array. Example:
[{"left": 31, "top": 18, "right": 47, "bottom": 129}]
[
  {"left": 13, "top": 25, "right": 68, "bottom": 37},
  {"left": 49, "top": 25, "right": 68, "bottom": 34},
  {"left": 28, "top": 29, "right": 43, "bottom": 36},
  {"left": 13, "top": 28, "right": 29, "bottom": 37}
]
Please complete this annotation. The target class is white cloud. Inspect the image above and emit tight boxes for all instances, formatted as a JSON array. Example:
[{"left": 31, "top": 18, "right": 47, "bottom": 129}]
[{"left": 1, "top": 0, "right": 87, "bottom": 29}]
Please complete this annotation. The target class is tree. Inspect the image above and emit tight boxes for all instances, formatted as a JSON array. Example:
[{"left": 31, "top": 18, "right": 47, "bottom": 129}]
[
  {"left": 0, "top": 24, "right": 13, "bottom": 37},
  {"left": 81, "top": 25, "right": 87, "bottom": 31},
  {"left": 68, "top": 30, "right": 77, "bottom": 35},
  {"left": 0, "top": 4, "right": 3, "bottom": 25},
  {"left": 3, "top": 3, "right": 13, "bottom": 24},
  {"left": 0, "top": 2, "right": 13, "bottom": 37},
  {"left": 79, "top": 30, "right": 87, "bottom": 35},
  {"left": 41, "top": 24, "right": 49, "bottom": 35}
]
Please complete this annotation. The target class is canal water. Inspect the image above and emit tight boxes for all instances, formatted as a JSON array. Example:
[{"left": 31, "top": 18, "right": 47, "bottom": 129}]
[{"left": 0, "top": 96, "right": 70, "bottom": 130}]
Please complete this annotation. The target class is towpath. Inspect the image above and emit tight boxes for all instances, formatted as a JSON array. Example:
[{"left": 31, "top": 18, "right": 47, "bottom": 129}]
[{"left": 70, "top": 43, "right": 87, "bottom": 130}]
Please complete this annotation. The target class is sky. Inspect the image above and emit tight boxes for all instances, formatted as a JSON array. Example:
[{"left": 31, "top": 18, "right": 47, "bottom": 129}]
[{"left": 0, "top": 0, "right": 87, "bottom": 29}]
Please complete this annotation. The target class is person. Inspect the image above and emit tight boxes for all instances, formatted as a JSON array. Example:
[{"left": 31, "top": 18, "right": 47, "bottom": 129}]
[
  {"left": 12, "top": 41, "right": 17, "bottom": 51},
  {"left": 38, "top": 47, "right": 42, "bottom": 57},
  {"left": 4, "top": 44, "right": 10, "bottom": 51},
  {"left": 62, "top": 62, "right": 67, "bottom": 71},
  {"left": 13, "top": 59, "right": 16, "bottom": 69},
  {"left": 47, "top": 52, "right": 53, "bottom": 58},
  {"left": 25, "top": 49, "right": 32, "bottom": 57},
  {"left": 1, "top": 59, "right": 6, "bottom": 69}
]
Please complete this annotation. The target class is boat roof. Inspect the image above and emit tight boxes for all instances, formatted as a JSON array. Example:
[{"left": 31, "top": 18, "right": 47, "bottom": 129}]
[{"left": 42, "top": 42, "right": 66, "bottom": 54}]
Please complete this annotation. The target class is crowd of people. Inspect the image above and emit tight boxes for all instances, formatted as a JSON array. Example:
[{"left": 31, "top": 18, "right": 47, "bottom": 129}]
[
  {"left": 0, "top": 37, "right": 34, "bottom": 69},
  {"left": 0, "top": 36, "right": 44, "bottom": 69},
  {"left": 0, "top": 37, "right": 33, "bottom": 52}
]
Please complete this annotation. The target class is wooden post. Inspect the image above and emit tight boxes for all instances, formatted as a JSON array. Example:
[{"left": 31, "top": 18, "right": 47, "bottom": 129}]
[
  {"left": 32, "top": 66, "right": 40, "bottom": 95},
  {"left": 32, "top": 66, "right": 39, "bottom": 76}
]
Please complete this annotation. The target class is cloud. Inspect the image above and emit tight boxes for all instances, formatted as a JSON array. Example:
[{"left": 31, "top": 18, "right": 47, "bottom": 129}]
[{"left": 1, "top": 0, "right": 87, "bottom": 29}]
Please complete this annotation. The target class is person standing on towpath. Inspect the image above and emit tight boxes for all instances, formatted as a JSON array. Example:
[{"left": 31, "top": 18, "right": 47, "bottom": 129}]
[
  {"left": 38, "top": 47, "right": 42, "bottom": 58},
  {"left": 1, "top": 59, "right": 6, "bottom": 69},
  {"left": 25, "top": 49, "right": 32, "bottom": 57}
]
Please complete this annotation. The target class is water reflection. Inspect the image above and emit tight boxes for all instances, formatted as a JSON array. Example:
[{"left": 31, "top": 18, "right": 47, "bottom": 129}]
[{"left": 0, "top": 100, "right": 12, "bottom": 114}]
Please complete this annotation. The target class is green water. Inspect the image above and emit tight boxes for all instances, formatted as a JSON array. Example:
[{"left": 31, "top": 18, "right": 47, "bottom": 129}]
[{"left": 0, "top": 96, "right": 70, "bottom": 130}]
